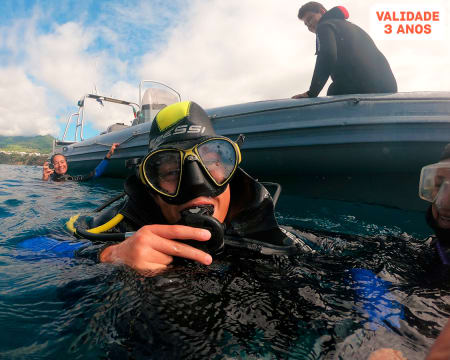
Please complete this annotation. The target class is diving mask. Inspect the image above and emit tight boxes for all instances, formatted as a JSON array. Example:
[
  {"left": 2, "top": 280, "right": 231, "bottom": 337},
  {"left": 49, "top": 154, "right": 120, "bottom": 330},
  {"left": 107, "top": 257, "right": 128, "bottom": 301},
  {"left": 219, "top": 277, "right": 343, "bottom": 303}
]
[
  {"left": 419, "top": 162, "right": 450, "bottom": 204},
  {"left": 139, "top": 137, "right": 241, "bottom": 204}
]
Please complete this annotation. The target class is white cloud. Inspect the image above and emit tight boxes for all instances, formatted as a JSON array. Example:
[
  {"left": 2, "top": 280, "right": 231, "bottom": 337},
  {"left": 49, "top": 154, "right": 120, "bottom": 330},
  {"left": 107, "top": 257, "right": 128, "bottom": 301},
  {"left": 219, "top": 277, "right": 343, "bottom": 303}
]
[
  {"left": 0, "top": 0, "right": 449, "bottom": 136},
  {"left": 0, "top": 67, "right": 56, "bottom": 136},
  {"left": 138, "top": 0, "right": 450, "bottom": 107},
  {"left": 138, "top": 0, "right": 310, "bottom": 107},
  {"left": 0, "top": 15, "right": 135, "bottom": 135},
  {"left": 25, "top": 22, "right": 103, "bottom": 102}
]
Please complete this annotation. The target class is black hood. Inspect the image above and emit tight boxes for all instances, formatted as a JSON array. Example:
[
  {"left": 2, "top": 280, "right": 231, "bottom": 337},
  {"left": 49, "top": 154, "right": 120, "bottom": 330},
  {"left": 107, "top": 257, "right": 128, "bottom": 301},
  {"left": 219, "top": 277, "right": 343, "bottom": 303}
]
[
  {"left": 319, "top": 6, "right": 349, "bottom": 23},
  {"left": 315, "top": 6, "right": 349, "bottom": 54}
]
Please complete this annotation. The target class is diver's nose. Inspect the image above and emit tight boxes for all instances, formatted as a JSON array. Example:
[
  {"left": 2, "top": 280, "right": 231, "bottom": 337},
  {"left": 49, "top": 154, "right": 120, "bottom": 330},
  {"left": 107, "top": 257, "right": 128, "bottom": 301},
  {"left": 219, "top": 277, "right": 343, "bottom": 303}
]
[{"left": 183, "top": 158, "right": 207, "bottom": 189}]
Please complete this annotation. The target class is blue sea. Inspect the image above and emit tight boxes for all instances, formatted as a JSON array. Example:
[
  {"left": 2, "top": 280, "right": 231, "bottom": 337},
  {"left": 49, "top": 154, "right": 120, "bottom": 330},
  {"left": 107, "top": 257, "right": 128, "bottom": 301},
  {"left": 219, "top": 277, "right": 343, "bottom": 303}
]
[{"left": 0, "top": 164, "right": 448, "bottom": 360}]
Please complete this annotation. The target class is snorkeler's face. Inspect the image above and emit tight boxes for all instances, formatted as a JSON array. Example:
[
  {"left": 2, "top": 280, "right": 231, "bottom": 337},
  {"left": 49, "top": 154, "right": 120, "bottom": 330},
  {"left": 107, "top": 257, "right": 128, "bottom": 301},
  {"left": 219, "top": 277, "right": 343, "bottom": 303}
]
[
  {"left": 52, "top": 155, "right": 68, "bottom": 175},
  {"left": 301, "top": 11, "right": 323, "bottom": 33},
  {"left": 153, "top": 184, "right": 231, "bottom": 224},
  {"left": 432, "top": 162, "right": 450, "bottom": 229}
]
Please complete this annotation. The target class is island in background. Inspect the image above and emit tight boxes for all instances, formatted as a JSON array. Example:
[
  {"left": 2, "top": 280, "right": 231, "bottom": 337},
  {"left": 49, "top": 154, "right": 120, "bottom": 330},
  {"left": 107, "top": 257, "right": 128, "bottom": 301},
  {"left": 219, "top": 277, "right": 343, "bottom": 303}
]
[{"left": 0, "top": 135, "right": 54, "bottom": 166}]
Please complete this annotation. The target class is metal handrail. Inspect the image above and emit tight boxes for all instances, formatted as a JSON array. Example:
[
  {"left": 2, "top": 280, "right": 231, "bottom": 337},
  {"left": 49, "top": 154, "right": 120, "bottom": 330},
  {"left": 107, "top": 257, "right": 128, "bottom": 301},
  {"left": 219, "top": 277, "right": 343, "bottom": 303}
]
[{"left": 61, "top": 93, "right": 138, "bottom": 142}]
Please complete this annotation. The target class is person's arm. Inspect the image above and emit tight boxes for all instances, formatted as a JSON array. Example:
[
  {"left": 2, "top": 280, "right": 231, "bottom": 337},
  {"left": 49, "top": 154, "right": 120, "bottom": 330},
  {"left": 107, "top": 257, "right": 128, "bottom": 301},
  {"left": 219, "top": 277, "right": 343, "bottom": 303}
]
[
  {"left": 292, "top": 25, "right": 337, "bottom": 99},
  {"left": 99, "top": 225, "right": 213, "bottom": 272},
  {"left": 77, "top": 143, "right": 120, "bottom": 181},
  {"left": 42, "top": 161, "right": 54, "bottom": 181},
  {"left": 93, "top": 142, "right": 120, "bottom": 178},
  {"left": 307, "top": 25, "right": 337, "bottom": 97}
]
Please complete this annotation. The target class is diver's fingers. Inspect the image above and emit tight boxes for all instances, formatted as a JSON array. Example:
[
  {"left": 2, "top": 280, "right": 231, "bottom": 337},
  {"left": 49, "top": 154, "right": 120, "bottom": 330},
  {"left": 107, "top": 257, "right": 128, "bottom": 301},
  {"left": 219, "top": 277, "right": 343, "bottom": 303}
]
[
  {"left": 100, "top": 235, "right": 174, "bottom": 267},
  {"left": 139, "top": 225, "right": 212, "bottom": 265},
  {"left": 149, "top": 224, "right": 211, "bottom": 242}
]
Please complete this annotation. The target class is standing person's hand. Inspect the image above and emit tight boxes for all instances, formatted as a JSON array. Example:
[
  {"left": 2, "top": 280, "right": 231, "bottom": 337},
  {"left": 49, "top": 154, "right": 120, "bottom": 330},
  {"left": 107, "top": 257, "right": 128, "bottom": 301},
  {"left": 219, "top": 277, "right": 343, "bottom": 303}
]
[
  {"left": 105, "top": 143, "right": 120, "bottom": 159},
  {"left": 42, "top": 161, "right": 54, "bottom": 181},
  {"left": 291, "top": 92, "right": 309, "bottom": 99},
  {"left": 99, "top": 224, "right": 213, "bottom": 273}
]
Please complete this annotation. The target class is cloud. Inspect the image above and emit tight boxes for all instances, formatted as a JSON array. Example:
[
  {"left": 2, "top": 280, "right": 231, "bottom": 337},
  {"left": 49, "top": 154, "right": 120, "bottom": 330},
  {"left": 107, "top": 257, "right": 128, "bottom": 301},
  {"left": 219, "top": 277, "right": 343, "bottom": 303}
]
[
  {"left": 0, "top": 0, "right": 449, "bottom": 137},
  {"left": 138, "top": 0, "right": 311, "bottom": 107},
  {"left": 25, "top": 22, "right": 104, "bottom": 102},
  {"left": 0, "top": 12, "right": 134, "bottom": 135},
  {"left": 0, "top": 67, "right": 56, "bottom": 136},
  {"left": 138, "top": 0, "right": 450, "bottom": 107}
]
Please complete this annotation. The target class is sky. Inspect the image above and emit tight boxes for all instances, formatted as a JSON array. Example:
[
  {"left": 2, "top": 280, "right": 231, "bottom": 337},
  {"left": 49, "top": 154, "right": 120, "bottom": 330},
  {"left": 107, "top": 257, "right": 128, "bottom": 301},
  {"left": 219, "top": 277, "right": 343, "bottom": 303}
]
[{"left": 0, "top": 0, "right": 449, "bottom": 140}]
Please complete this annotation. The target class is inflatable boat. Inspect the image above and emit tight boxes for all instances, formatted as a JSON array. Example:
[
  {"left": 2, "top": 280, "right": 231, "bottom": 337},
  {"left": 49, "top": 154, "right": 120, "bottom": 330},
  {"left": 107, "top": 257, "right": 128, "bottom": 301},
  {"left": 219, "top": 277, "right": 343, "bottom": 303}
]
[{"left": 55, "top": 84, "right": 450, "bottom": 211}]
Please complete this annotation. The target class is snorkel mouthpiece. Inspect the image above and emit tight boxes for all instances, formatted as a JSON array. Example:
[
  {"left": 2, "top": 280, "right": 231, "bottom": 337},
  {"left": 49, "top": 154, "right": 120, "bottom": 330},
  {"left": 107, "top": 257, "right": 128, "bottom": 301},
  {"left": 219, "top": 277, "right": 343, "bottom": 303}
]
[
  {"left": 181, "top": 204, "right": 214, "bottom": 217},
  {"left": 177, "top": 206, "right": 224, "bottom": 255}
]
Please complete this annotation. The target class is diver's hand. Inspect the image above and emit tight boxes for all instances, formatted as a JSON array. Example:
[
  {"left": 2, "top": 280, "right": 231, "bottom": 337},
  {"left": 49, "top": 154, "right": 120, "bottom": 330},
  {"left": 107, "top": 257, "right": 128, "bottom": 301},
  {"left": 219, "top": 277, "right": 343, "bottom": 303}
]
[
  {"left": 99, "top": 224, "right": 212, "bottom": 272},
  {"left": 42, "top": 161, "right": 54, "bottom": 181},
  {"left": 105, "top": 142, "right": 120, "bottom": 159},
  {"left": 291, "top": 92, "right": 309, "bottom": 99}
]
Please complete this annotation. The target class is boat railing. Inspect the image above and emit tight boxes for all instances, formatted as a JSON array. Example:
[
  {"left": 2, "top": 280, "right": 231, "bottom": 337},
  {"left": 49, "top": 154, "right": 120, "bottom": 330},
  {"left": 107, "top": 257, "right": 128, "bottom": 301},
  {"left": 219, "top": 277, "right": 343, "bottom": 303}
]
[
  {"left": 56, "top": 81, "right": 181, "bottom": 148},
  {"left": 59, "top": 94, "right": 139, "bottom": 143}
]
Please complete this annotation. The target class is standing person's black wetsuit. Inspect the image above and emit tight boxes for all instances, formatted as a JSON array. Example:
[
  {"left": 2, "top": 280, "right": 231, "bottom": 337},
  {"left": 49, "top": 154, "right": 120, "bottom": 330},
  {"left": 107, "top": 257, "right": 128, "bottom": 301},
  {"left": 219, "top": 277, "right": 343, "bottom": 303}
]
[{"left": 305, "top": 6, "right": 397, "bottom": 97}]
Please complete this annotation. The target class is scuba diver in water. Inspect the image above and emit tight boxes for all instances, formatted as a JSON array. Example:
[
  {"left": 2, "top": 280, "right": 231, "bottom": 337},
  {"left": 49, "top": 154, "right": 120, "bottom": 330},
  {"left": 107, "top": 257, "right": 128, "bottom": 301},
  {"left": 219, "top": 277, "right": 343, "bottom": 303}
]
[
  {"left": 42, "top": 143, "right": 119, "bottom": 182},
  {"left": 69, "top": 101, "right": 303, "bottom": 272},
  {"left": 419, "top": 144, "right": 450, "bottom": 266}
]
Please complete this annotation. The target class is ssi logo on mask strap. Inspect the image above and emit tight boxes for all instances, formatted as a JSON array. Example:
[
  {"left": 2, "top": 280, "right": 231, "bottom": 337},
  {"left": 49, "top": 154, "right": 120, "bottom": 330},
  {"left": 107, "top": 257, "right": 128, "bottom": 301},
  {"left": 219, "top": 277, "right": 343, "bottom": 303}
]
[
  {"left": 151, "top": 125, "right": 206, "bottom": 147},
  {"left": 172, "top": 125, "right": 206, "bottom": 136}
]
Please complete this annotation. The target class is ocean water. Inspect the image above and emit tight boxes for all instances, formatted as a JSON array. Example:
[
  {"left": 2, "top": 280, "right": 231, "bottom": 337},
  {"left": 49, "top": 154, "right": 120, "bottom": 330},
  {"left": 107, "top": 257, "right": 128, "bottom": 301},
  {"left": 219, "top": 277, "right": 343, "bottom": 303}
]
[{"left": 0, "top": 164, "right": 449, "bottom": 360}]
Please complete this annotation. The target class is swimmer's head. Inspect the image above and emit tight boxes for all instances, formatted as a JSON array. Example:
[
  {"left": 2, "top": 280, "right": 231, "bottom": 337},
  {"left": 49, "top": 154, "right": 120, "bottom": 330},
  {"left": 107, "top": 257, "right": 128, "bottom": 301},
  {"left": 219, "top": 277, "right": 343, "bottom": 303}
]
[
  {"left": 50, "top": 154, "right": 68, "bottom": 175},
  {"left": 138, "top": 101, "right": 242, "bottom": 223}
]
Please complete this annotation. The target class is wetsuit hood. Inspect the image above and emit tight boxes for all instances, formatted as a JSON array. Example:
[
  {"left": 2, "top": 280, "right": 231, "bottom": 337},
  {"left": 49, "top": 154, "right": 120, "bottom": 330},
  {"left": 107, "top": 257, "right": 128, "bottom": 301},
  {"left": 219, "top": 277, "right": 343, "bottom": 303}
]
[
  {"left": 319, "top": 6, "right": 349, "bottom": 23},
  {"left": 315, "top": 6, "right": 349, "bottom": 55}
]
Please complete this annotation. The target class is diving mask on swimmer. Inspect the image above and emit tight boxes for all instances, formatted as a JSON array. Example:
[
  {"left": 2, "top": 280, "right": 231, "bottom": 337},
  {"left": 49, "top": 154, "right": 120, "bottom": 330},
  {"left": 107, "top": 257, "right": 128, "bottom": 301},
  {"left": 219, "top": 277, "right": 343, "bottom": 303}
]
[
  {"left": 419, "top": 162, "right": 450, "bottom": 207},
  {"left": 139, "top": 137, "right": 241, "bottom": 205}
]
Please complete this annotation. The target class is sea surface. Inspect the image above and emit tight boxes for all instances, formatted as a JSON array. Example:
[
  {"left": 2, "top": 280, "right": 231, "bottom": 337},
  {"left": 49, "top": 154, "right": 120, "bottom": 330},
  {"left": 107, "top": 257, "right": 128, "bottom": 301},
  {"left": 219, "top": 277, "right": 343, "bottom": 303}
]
[{"left": 0, "top": 164, "right": 449, "bottom": 360}]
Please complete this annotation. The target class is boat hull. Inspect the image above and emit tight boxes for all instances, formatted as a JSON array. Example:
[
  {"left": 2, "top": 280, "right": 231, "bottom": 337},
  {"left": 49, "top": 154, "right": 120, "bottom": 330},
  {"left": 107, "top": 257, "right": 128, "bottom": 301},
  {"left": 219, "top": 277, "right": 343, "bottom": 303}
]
[{"left": 61, "top": 92, "right": 450, "bottom": 211}]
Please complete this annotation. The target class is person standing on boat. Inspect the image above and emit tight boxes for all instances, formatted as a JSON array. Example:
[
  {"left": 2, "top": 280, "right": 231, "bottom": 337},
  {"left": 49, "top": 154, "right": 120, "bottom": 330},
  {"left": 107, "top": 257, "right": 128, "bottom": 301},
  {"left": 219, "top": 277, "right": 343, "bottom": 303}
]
[
  {"left": 42, "top": 143, "right": 120, "bottom": 182},
  {"left": 292, "top": 2, "right": 397, "bottom": 99}
]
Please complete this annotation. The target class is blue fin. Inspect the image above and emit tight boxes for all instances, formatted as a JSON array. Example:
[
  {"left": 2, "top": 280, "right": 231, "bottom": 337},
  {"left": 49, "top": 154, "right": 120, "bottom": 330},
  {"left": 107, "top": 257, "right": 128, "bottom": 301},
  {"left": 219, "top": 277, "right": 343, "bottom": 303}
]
[
  {"left": 17, "top": 236, "right": 90, "bottom": 259},
  {"left": 350, "top": 268, "right": 404, "bottom": 330}
]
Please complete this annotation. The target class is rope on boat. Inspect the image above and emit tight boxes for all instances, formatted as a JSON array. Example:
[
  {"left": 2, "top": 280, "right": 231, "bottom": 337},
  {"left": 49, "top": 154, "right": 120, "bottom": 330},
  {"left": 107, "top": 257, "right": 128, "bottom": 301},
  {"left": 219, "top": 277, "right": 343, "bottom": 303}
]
[{"left": 72, "top": 131, "right": 148, "bottom": 148}]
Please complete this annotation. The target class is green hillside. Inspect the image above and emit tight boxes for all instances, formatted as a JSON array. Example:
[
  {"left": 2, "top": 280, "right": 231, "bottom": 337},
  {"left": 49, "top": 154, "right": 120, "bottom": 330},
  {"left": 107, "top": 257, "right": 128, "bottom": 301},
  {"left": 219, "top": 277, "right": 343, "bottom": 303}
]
[{"left": 0, "top": 135, "right": 54, "bottom": 154}]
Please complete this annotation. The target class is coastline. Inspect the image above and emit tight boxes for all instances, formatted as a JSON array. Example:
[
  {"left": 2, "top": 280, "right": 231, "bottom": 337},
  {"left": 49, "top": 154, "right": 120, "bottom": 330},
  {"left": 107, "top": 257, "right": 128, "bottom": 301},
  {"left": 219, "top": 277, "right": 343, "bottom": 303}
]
[{"left": 0, "top": 151, "right": 48, "bottom": 166}]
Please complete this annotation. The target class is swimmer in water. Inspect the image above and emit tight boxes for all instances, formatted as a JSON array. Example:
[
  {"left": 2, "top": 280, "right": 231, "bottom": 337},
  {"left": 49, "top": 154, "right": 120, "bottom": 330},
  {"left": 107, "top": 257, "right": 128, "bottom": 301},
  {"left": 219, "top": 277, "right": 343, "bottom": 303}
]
[
  {"left": 70, "top": 101, "right": 304, "bottom": 272},
  {"left": 42, "top": 143, "right": 119, "bottom": 182}
]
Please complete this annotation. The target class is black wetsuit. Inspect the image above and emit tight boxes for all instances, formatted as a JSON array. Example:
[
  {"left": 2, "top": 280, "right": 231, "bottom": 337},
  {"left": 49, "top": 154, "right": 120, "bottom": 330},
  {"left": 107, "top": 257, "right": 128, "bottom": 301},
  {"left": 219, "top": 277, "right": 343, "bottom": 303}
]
[
  {"left": 75, "top": 168, "right": 305, "bottom": 257},
  {"left": 307, "top": 7, "right": 397, "bottom": 97}
]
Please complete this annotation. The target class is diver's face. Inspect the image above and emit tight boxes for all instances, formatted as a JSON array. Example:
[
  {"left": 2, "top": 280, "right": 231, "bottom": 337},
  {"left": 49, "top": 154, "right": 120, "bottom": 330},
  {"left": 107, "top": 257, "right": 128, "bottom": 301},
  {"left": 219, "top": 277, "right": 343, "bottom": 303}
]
[
  {"left": 432, "top": 162, "right": 450, "bottom": 229},
  {"left": 52, "top": 155, "right": 68, "bottom": 175},
  {"left": 154, "top": 185, "right": 231, "bottom": 224},
  {"left": 301, "top": 11, "right": 323, "bottom": 33}
]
